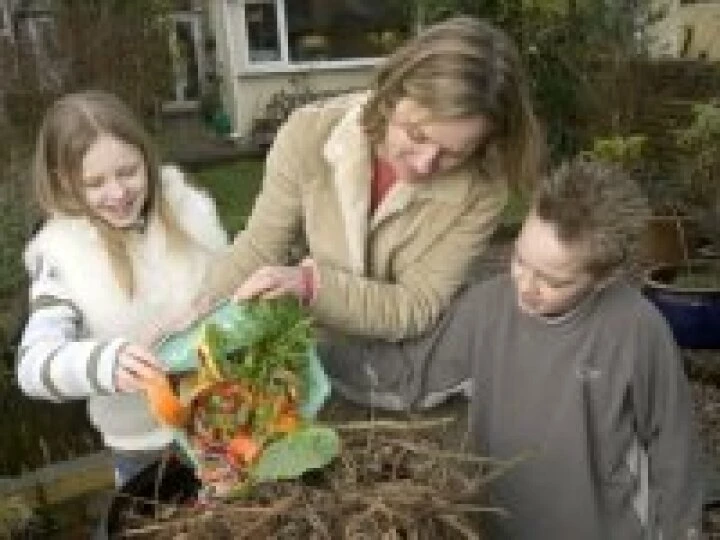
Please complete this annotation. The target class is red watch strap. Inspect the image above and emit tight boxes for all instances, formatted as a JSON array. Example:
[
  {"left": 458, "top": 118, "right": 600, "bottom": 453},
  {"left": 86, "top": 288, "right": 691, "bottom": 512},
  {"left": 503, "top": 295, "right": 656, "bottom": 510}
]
[{"left": 300, "top": 264, "right": 315, "bottom": 305}]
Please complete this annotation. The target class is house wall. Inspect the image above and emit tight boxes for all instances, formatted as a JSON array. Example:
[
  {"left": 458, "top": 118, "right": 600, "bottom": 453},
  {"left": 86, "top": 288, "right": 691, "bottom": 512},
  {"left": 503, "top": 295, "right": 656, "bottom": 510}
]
[
  {"left": 233, "top": 68, "right": 374, "bottom": 139},
  {"left": 678, "top": 3, "right": 720, "bottom": 59},
  {"left": 650, "top": 0, "right": 720, "bottom": 59},
  {"left": 210, "top": 0, "right": 381, "bottom": 140},
  {"left": 649, "top": 0, "right": 681, "bottom": 57}
]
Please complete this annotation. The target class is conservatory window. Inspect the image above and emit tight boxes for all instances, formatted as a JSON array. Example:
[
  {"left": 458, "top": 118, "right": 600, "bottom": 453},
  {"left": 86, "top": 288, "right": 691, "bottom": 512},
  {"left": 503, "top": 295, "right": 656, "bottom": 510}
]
[
  {"left": 0, "top": 1, "right": 11, "bottom": 39},
  {"left": 244, "top": 0, "right": 281, "bottom": 62},
  {"left": 241, "top": 0, "right": 410, "bottom": 66},
  {"left": 285, "top": 0, "right": 409, "bottom": 62}
]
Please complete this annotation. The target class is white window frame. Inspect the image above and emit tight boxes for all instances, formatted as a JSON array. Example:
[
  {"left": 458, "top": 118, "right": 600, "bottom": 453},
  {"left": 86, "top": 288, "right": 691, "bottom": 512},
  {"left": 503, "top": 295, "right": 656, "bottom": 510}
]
[
  {"left": 167, "top": 11, "right": 206, "bottom": 106},
  {"left": 235, "top": 0, "right": 387, "bottom": 75},
  {"left": 0, "top": 0, "right": 13, "bottom": 40}
]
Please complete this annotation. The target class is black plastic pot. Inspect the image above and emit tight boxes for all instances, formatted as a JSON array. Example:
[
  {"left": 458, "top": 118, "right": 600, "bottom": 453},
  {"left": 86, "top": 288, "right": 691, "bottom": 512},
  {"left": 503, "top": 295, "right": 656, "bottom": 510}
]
[{"left": 643, "top": 261, "right": 720, "bottom": 349}]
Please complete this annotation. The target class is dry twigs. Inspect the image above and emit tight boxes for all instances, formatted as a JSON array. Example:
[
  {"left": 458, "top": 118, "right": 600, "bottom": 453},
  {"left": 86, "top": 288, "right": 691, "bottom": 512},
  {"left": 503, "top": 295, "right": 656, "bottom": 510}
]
[{"left": 113, "top": 420, "right": 519, "bottom": 539}]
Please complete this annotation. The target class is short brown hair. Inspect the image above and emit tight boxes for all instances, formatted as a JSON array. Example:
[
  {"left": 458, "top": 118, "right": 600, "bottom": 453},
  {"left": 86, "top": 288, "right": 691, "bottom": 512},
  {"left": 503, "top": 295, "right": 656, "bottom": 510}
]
[
  {"left": 533, "top": 158, "right": 650, "bottom": 279},
  {"left": 362, "top": 16, "right": 545, "bottom": 191}
]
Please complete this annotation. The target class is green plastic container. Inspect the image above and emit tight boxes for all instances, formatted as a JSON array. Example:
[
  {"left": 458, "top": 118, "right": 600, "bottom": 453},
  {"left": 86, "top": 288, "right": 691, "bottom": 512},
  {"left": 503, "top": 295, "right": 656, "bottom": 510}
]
[
  {"left": 154, "top": 300, "right": 331, "bottom": 420},
  {"left": 153, "top": 300, "right": 333, "bottom": 472}
]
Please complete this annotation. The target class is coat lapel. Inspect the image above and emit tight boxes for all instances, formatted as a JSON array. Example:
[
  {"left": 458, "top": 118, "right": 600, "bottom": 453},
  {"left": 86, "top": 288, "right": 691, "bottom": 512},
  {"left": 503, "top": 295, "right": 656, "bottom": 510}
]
[
  {"left": 370, "top": 182, "right": 416, "bottom": 230},
  {"left": 370, "top": 166, "right": 473, "bottom": 231},
  {"left": 323, "top": 96, "right": 372, "bottom": 274}
]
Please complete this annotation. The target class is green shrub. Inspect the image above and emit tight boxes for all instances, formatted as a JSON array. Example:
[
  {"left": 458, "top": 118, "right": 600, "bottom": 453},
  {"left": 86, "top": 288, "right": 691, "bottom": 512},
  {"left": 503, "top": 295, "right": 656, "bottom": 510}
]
[{"left": 0, "top": 152, "right": 36, "bottom": 354}]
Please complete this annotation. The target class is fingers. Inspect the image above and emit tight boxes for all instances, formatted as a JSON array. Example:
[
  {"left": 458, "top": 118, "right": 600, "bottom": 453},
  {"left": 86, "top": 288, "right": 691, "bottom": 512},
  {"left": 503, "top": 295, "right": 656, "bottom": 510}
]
[
  {"left": 232, "top": 268, "right": 276, "bottom": 301},
  {"left": 115, "top": 344, "right": 167, "bottom": 393},
  {"left": 261, "top": 287, "right": 291, "bottom": 300},
  {"left": 114, "top": 368, "right": 139, "bottom": 393},
  {"left": 123, "top": 344, "right": 163, "bottom": 370},
  {"left": 234, "top": 279, "right": 290, "bottom": 301},
  {"left": 232, "top": 266, "right": 302, "bottom": 302}
]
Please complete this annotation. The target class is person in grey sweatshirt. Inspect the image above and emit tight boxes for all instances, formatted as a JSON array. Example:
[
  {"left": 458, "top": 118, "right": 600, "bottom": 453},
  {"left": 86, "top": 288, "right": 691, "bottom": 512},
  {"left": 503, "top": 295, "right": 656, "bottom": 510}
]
[{"left": 321, "top": 158, "right": 703, "bottom": 539}]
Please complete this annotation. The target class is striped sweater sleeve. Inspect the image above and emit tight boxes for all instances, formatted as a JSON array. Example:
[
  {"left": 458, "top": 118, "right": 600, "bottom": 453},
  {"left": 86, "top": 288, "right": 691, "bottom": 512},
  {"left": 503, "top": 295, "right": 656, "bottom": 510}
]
[{"left": 16, "top": 254, "right": 128, "bottom": 402}]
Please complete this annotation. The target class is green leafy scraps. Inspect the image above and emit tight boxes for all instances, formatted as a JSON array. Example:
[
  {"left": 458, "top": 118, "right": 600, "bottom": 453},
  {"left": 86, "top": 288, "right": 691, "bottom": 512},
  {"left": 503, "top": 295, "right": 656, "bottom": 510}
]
[
  {"left": 205, "top": 297, "right": 314, "bottom": 398},
  {"left": 250, "top": 426, "right": 341, "bottom": 482}
]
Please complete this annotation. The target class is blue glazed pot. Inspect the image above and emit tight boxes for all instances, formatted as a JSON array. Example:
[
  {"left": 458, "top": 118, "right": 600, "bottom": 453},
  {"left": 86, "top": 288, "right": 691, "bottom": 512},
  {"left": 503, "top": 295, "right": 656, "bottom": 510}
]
[{"left": 642, "top": 261, "right": 720, "bottom": 349}]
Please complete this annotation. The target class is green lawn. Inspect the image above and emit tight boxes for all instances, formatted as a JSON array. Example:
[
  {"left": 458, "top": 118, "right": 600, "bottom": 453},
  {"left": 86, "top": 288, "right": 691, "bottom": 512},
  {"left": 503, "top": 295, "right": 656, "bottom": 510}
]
[{"left": 190, "top": 159, "right": 265, "bottom": 235}]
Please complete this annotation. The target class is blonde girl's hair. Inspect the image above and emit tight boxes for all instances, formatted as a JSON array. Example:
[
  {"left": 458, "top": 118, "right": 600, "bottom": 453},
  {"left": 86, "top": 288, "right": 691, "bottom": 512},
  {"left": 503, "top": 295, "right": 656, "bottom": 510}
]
[
  {"left": 362, "top": 16, "right": 546, "bottom": 191},
  {"left": 533, "top": 157, "right": 651, "bottom": 280},
  {"left": 33, "top": 90, "right": 190, "bottom": 296}
]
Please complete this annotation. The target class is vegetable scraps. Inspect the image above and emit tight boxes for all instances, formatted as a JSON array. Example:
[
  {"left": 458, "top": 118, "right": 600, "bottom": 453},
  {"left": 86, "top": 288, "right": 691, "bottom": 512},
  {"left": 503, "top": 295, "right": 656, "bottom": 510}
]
[
  {"left": 144, "top": 374, "right": 189, "bottom": 428},
  {"left": 146, "top": 297, "right": 338, "bottom": 497}
]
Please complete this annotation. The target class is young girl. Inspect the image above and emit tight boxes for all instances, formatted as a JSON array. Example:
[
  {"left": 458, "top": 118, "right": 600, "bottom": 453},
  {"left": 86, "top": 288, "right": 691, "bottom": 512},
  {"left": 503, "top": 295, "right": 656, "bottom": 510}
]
[{"left": 16, "top": 90, "right": 228, "bottom": 486}]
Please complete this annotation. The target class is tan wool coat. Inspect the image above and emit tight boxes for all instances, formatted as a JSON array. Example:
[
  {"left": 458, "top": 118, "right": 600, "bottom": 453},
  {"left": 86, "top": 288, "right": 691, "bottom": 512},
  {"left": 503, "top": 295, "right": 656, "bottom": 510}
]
[{"left": 205, "top": 92, "right": 508, "bottom": 341}]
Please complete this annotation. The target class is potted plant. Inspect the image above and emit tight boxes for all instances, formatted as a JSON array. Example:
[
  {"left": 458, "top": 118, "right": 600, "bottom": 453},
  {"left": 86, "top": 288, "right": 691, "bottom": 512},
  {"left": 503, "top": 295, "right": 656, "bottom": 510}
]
[
  {"left": 675, "top": 101, "right": 720, "bottom": 259},
  {"left": 583, "top": 134, "right": 690, "bottom": 265},
  {"left": 642, "top": 101, "right": 720, "bottom": 349}
]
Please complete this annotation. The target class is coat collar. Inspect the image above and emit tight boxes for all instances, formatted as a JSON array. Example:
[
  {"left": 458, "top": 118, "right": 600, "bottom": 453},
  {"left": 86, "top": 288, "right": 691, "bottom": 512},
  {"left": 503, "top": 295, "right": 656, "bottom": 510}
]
[{"left": 322, "top": 93, "right": 372, "bottom": 274}]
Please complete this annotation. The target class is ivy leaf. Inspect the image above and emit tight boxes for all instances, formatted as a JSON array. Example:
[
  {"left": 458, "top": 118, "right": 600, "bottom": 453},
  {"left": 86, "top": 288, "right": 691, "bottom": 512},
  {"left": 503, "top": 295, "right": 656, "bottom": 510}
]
[{"left": 250, "top": 426, "right": 340, "bottom": 482}]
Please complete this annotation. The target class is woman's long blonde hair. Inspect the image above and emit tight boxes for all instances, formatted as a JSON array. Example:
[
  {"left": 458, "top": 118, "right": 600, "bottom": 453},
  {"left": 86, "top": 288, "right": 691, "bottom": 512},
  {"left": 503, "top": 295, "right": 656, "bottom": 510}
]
[
  {"left": 33, "top": 90, "right": 189, "bottom": 296},
  {"left": 362, "top": 16, "right": 546, "bottom": 191}
]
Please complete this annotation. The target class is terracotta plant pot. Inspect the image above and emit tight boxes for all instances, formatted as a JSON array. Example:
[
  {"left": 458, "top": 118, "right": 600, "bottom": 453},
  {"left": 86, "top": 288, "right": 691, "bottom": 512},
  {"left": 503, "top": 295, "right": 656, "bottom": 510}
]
[{"left": 641, "top": 215, "right": 693, "bottom": 266}]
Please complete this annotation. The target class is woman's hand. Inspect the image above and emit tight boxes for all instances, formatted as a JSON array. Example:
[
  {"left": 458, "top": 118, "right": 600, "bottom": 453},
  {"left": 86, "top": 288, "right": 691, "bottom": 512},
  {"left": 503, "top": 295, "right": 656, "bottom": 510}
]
[
  {"left": 233, "top": 260, "right": 316, "bottom": 303},
  {"left": 114, "top": 344, "right": 167, "bottom": 393}
]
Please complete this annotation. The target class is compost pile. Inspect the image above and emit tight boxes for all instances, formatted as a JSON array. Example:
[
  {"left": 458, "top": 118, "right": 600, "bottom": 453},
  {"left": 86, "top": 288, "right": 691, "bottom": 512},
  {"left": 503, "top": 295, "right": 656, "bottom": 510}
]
[{"left": 111, "top": 419, "right": 515, "bottom": 539}]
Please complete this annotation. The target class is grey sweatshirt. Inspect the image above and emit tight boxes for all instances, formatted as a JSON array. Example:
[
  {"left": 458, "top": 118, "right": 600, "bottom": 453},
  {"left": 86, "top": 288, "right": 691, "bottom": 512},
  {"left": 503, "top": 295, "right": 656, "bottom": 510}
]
[
  {"left": 319, "top": 273, "right": 703, "bottom": 538},
  {"left": 448, "top": 276, "right": 703, "bottom": 539}
]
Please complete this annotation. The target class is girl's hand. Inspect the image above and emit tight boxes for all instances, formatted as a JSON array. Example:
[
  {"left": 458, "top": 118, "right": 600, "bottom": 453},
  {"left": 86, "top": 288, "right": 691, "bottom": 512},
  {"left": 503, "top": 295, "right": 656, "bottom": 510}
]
[
  {"left": 114, "top": 344, "right": 167, "bottom": 393},
  {"left": 115, "top": 344, "right": 189, "bottom": 426}
]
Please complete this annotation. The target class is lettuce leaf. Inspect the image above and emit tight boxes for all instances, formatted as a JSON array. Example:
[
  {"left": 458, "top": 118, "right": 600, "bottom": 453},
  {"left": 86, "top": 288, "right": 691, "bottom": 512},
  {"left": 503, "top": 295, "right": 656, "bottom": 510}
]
[{"left": 250, "top": 426, "right": 340, "bottom": 482}]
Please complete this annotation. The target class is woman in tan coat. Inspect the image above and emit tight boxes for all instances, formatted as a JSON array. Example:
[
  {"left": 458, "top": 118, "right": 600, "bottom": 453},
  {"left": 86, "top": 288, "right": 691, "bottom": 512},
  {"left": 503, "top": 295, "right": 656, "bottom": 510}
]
[{"left": 204, "top": 17, "right": 546, "bottom": 409}]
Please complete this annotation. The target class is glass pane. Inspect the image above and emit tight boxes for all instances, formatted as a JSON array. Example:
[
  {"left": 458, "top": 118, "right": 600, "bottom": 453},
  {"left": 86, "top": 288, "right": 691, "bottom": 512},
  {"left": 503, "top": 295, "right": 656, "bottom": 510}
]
[
  {"left": 36, "top": 18, "right": 57, "bottom": 54},
  {"left": 173, "top": 19, "right": 200, "bottom": 100},
  {"left": 286, "top": 0, "right": 410, "bottom": 62},
  {"left": 245, "top": 1, "right": 281, "bottom": 62}
]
